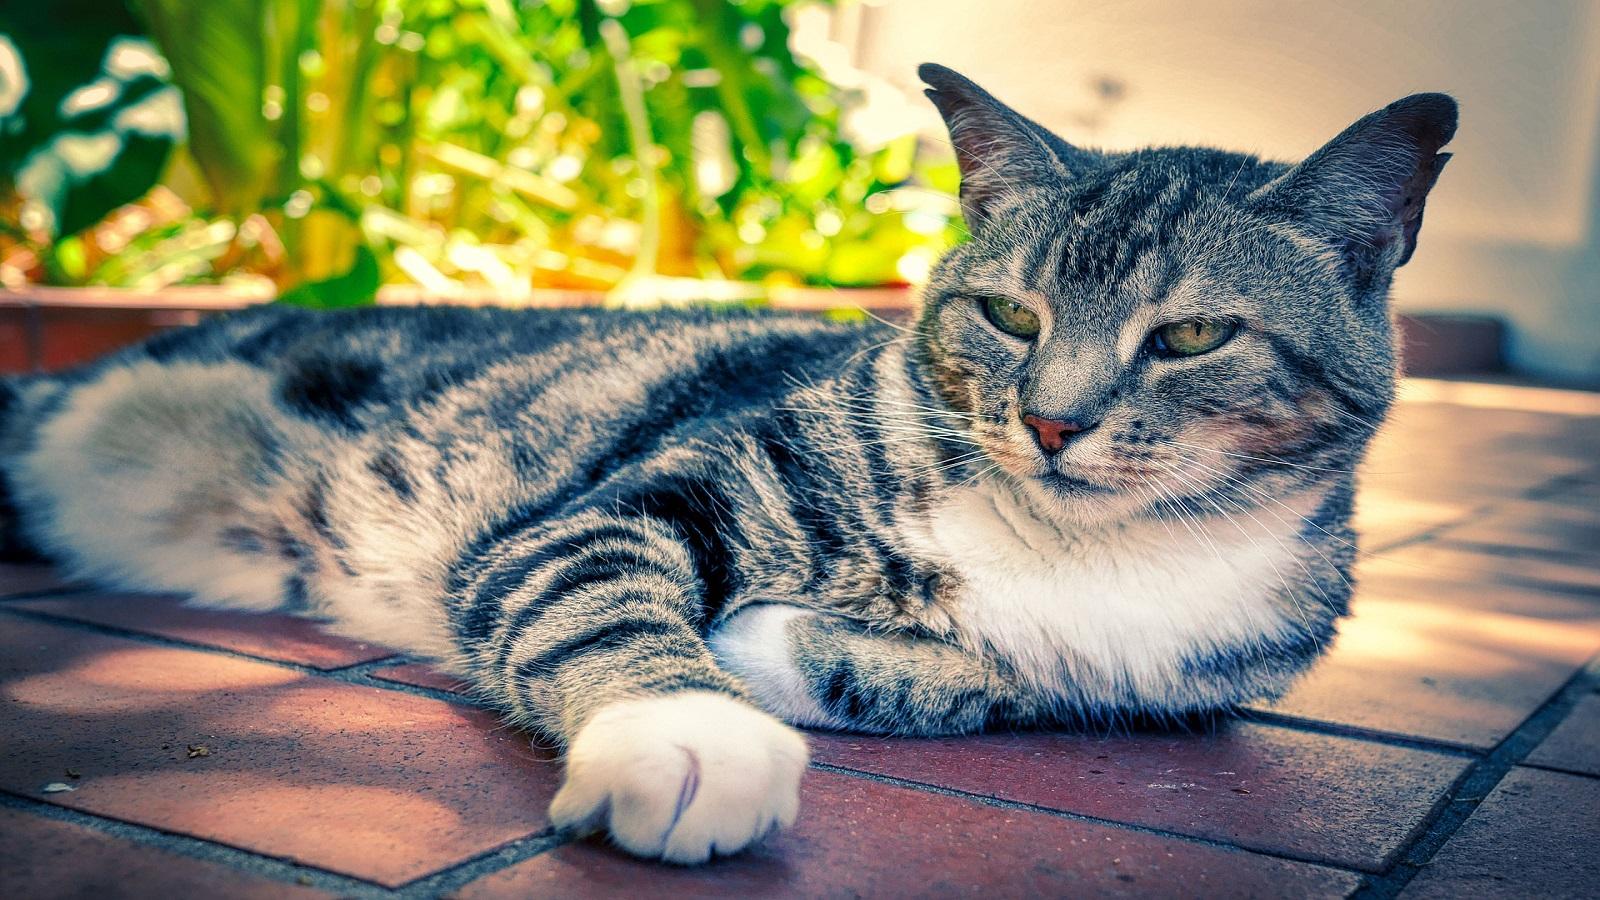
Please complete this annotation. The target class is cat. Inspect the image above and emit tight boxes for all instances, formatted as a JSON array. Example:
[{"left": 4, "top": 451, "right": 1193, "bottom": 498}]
[{"left": 0, "top": 63, "right": 1455, "bottom": 863}]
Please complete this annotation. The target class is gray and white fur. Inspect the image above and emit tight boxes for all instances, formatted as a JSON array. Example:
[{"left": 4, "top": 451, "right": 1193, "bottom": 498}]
[{"left": 0, "top": 64, "right": 1456, "bottom": 863}]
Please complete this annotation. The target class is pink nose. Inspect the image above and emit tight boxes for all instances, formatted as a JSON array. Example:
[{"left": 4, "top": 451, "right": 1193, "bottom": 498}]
[{"left": 1022, "top": 414, "right": 1088, "bottom": 454}]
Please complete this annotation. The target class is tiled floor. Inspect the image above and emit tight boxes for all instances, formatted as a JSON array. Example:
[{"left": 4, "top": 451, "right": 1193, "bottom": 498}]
[{"left": 2, "top": 379, "right": 1597, "bottom": 898}]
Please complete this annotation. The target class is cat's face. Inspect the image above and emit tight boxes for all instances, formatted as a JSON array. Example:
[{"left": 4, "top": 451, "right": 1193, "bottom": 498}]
[{"left": 914, "top": 65, "right": 1456, "bottom": 524}]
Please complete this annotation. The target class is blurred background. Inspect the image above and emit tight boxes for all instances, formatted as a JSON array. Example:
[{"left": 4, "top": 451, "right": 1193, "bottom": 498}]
[{"left": 2, "top": 0, "right": 1597, "bottom": 384}]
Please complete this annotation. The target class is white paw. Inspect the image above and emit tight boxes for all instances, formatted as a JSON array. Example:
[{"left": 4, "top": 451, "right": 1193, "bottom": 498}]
[{"left": 548, "top": 691, "right": 808, "bottom": 864}]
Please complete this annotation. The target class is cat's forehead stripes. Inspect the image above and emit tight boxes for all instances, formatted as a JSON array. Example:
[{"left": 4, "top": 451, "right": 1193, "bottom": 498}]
[{"left": 1056, "top": 167, "right": 1203, "bottom": 291}]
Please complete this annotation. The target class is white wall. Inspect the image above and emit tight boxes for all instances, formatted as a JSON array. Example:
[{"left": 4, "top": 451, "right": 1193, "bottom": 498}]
[{"left": 849, "top": 0, "right": 1600, "bottom": 383}]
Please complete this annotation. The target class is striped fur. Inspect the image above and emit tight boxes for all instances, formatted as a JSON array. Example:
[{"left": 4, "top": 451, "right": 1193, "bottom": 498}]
[{"left": 0, "top": 65, "right": 1456, "bottom": 862}]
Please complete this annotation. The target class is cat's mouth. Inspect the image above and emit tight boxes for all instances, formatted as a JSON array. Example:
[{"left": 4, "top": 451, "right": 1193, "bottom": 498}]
[{"left": 1039, "top": 471, "right": 1115, "bottom": 495}]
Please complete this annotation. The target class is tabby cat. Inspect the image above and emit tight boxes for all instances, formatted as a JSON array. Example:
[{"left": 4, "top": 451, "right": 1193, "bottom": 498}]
[{"left": 0, "top": 64, "right": 1455, "bottom": 863}]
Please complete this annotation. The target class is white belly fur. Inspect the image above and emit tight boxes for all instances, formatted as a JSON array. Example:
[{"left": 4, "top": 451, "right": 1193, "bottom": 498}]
[{"left": 903, "top": 483, "right": 1323, "bottom": 701}]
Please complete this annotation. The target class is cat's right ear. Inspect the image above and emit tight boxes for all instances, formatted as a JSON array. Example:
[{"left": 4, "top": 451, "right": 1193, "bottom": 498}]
[{"left": 919, "top": 63, "right": 1093, "bottom": 229}]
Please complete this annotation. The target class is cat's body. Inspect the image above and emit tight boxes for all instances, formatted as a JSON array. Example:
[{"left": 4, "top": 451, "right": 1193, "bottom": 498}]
[{"left": 0, "top": 65, "right": 1456, "bottom": 863}]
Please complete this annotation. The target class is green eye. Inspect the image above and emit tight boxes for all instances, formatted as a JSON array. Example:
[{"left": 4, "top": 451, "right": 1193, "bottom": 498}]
[
  {"left": 981, "top": 296, "right": 1041, "bottom": 339},
  {"left": 1150, "top": 319, "right": 1237, "bottom": 357}
]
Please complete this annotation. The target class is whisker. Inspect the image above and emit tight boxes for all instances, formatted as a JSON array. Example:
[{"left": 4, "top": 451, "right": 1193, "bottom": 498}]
[
  {"left": 1163, "top": 455, "right": 1347, "bottom": 614},
  {"left": 1150, "top": 458, "right": 1323, "bottom": 632},
  {"left": 1152, "top": 438, "right": 1361, "bottom": 475}
]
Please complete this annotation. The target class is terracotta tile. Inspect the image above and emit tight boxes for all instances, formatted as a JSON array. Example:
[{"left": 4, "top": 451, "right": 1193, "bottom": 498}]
[
  {"left": 1353, "top": 563, "right": 1599, "bottom": 621},
  {"left": 371, "top": 661, "right": 472, "bottom": 695},
  {"left": 0, "top": 613, "right": 559, "bottom": 887},
  {"left": 1361, "top": 403, "right": 1594, "bottom": 504},
  {"left": 810, "top": 723, "right": 1465, "bottom": 872},
  {"left": 0, "top": 806, "right": 329, "bottom": 898},
  {"left": 1260, "top": 592, "right": 1599, "bottom": 749},
  {"left": 1524, "top": 691, "right": 1600, "bottom": 777},
  {"left": 10, "top": 592, "right": 395, "bottom": 670},
  {"left": 1353, "top": 490, "right": 1479, "bottom": 550},
  {"left": 458, "top": 770, "right": 1361, "bottom": 899},
  {"left": 0, "top": 565, "right": 78, "bottom": 600},
  {"left": 1431, "top": 499, "right": 1600, "bottom": 562},
  {"left": 1531, "top": 476, "right": 1600, "bottom": 518},
  {"left": 1401, "top": 768, "right": 1600, "bottom": 900},
  {"left": 1358, "top": 542, "right": 1600, "bottom": 597}
]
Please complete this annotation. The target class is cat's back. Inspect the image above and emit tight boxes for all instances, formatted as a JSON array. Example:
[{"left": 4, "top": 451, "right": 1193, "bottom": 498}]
[{"left": 117, "top": 303, "right": 884, "bottom": 427}]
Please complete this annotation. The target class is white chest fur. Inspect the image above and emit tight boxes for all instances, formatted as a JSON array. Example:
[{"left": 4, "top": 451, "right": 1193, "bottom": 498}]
[{"left": 904, "top": 485, "right": 1319, "bottom": 701}]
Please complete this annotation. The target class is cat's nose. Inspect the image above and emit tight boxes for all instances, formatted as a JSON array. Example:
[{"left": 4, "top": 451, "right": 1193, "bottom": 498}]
[{"left": 1022, "top": 413, "right": 1094, "bottom": 454}]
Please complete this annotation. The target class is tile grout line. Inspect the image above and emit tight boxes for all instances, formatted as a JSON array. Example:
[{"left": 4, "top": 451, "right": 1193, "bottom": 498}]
[
  {"left": 1, "top": 747, "right": 575, "bottom": 898},
  {"left": 1424, "top": 537, "right": 1600, "bottom": 570},
  {"left": 0, "top": 602, "right": 493, "bottom": 709},
  {"left": 1517, "top": 759, "right": 1600, "bottom": 780},
  {"left": 1349, "top": 652, "right": 1600, "bottom": 900},
  {"left": 390, "top": 830, "right": 572, "bottom": 897},
  {"left": 0, "top": 583, "right": 100, "bottom": 603},
  {"left": 0, "top": 789, "right": 399, "bottom": 898},
  {"left": 0, "top": 605, "right": 409, "bottom": 684},
  {"left": 1362, "top": 464, "right": 1590, "bottom": 559},
  {"left": 805, "top": 761, "right": 1374, "bottom": 877},
  {"left": 1236, "top": 710, "right": 1483, "bottom": 758}
]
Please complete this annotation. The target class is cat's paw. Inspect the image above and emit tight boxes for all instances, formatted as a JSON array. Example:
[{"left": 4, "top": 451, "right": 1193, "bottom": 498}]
[{"left": 548, "top": 691, "right": 808, "bottom": 864}]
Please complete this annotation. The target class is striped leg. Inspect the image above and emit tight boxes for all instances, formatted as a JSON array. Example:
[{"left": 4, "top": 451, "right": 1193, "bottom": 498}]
[
  {"left": 712, "top": 604, "right": 1031, "bottom": 736},
  {"left": 451, "top": 511, "right": 807, "bottom": 864}
]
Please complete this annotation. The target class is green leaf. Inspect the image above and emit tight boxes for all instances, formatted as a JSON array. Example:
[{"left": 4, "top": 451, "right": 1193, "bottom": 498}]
[
  {"left": 128, "top": 0, "right": 277, "bottom": 213},
  {"left": 276, "top": 243, "right": 380, "bottom": 308},
  {"left": 1, "top": 2, "right": 182, "bottom": 238}
]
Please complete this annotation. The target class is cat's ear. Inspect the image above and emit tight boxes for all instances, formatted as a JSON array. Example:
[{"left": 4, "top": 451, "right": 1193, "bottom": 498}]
[
  {"left": 919, "top": 63, "right": 1093, "bottom": 228},
  {"left": 1252, "top": 93, "right": 1457, "bottom": 276}
]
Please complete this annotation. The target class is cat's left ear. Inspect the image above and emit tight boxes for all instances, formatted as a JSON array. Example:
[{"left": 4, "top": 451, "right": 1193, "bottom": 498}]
[
  {"left": 1252, "top": 93, "right": 1458, "bottom": 276},
  {"left": 919, "top": 63, "right": 1096, "bottom": 229}
]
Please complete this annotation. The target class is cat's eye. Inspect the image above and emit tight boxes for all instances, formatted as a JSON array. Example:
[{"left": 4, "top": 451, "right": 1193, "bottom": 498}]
[
  {"left": 1149, "top": 319, "right": 1237, "bottom": 357},
  {"left": 981, "top": 296, "right": 1041, "bottom": 339}
]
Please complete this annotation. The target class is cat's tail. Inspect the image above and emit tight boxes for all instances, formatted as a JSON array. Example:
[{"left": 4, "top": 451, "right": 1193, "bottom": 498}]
[{"left": 0, "top": 372, "right": 67, "bottom": 561}]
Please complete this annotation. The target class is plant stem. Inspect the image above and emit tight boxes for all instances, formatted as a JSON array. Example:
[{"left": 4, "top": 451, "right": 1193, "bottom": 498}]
[{"left": 598, "top": 17, "right": 660, "bottom": 290}]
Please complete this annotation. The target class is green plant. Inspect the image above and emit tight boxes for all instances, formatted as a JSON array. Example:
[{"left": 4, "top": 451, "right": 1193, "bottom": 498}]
[
  {"left": 2, "top": 0, "right": 958, "bottom": 303},
  {"left": 0, "top": 2, "right": 185, "bottom": 282}
]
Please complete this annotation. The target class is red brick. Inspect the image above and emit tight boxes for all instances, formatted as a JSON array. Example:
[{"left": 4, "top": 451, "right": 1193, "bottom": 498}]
[
  {"left": 1260, "top": 588, "right": 1599, "bottom": 748},
  {"left": 0, "top": 564, "right": 77, "bottom": 600},
  {"left": 1401, "top": 767, "right": 1600, "bottom": 899},
  {"left": 0, "top": 806, "right": 329, "bottom": 898},
  {"left": 458, "top": 770, "right": 1361, "bottom": 899},
  {"left": 0, "top": 307, "right": 32, "bottom": 373},
  {"left": 1394, "top": 314, "right": 1502, "bottom": 377},
  {"left": 0, "top": 613, "right": 560, "bottom": 887},
  {"left": 371, "top": 662, "right": 472, "bottom": 695},
  {"left": 1524, "top": 691, "right": 1600, "bottom": 778},
  {"left": 36, "top": 307, "right": 175, "bottom": 372},
  {"left": 11, "top": 592, "right": 394, "bottom": 670},
  {"left": 810, "top": 723, "right": 1465, "bottom": 872}
]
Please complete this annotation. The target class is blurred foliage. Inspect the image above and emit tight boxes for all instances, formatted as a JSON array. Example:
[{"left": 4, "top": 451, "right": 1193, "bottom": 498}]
[{"left": 0, "top": 0, "right": 960, "bottom": 305}]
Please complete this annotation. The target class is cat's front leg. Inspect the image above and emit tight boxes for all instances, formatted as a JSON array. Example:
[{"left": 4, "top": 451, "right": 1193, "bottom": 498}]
[
  {"left": 711, "top": 603, "right": 1032, "bottom": 735},
  {"left": 452, "top": 510, "right": 806, "bottom": 863}
]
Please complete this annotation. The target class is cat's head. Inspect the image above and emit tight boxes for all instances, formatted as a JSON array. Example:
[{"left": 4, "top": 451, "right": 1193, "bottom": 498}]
[{"left": 914, "top": 63, "right": 1456, "bottom": 524}]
